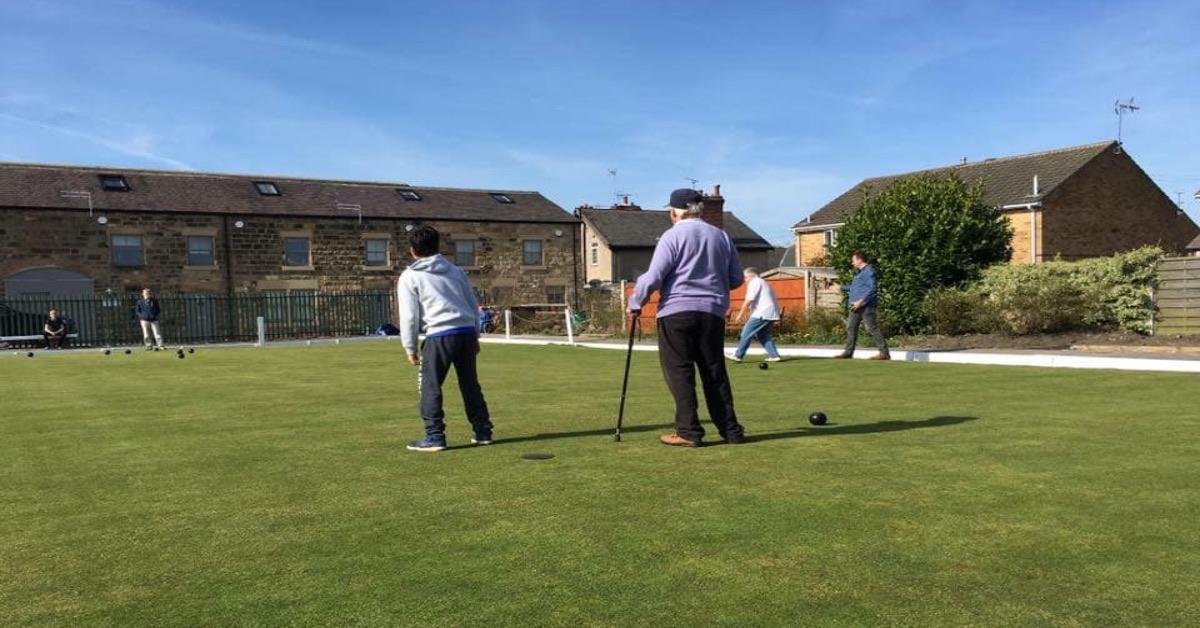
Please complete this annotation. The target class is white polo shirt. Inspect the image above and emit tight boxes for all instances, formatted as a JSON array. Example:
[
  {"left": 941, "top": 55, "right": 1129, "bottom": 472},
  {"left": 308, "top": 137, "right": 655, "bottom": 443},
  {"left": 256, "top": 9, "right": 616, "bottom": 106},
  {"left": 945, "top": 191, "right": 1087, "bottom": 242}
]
[{"left": 744, "top": 276, "right": 781, "bottom": 321}]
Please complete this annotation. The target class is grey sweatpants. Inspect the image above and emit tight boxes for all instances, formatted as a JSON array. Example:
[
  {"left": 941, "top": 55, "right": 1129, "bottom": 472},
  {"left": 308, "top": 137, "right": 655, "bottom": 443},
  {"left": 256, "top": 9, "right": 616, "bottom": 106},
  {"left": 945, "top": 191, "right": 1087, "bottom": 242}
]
[{"left": 419, "top": 333, "right": 492, "bottom": 438}]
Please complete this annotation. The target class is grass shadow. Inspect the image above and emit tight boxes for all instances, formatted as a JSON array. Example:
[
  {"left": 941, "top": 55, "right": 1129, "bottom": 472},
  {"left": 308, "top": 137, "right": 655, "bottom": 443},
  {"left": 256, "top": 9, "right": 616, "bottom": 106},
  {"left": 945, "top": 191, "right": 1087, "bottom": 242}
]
[
  {"left": 490, "top": 422, "right": 675, "bottom": 446},
  {"left": 743, "top": 415, "right": 979, "bottom": 443}
]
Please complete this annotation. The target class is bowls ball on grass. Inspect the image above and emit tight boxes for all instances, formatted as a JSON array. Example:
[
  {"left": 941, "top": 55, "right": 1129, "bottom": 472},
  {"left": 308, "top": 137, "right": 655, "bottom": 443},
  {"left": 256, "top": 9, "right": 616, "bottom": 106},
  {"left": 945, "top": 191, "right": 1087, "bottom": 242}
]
[
  {"left": 124, "top": 349, "right": 132, "bottom": 355},
  {"left": 103, "top": 349, "right": 111, "bottom": 355},
  {"left": 808, "top": 411, "right": 828, "bottom": 426},
  {"left": 26, "top": 352, "right": 34, "bottom": 358},
  {"left": 758, "top": 362, "right": 769, "bottom": 370}
]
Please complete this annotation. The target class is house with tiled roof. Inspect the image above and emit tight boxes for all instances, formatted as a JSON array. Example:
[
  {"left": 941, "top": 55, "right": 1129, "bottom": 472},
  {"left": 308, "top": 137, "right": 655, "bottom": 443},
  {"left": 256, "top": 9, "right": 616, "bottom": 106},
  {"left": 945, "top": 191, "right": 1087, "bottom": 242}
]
[
  {"left": 1187, "top": 233, "right": 1200, "bottom": 257},
  {"left": 0, "top": 162, "right": 579, "bottom": 305},
  {"left": 577, "top": 188, "right": 774, "bottom": 283},
  {"left": 792, "top": 141, "right": 1199, "bottom": 265}
]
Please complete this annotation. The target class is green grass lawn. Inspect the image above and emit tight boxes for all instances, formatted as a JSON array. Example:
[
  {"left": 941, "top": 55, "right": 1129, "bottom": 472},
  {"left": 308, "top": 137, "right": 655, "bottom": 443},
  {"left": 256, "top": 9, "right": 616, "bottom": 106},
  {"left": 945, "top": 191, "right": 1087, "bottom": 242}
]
[{"left": 2, "top": 343, "right": 1198, "bottom": 627}]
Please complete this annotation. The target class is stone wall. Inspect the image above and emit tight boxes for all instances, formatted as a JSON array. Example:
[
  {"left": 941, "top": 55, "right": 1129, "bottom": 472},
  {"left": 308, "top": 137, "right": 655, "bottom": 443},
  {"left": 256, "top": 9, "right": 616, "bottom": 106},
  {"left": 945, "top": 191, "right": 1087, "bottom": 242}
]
[{"left": 0, "top": 208, "right": 579, "bottom": 304}]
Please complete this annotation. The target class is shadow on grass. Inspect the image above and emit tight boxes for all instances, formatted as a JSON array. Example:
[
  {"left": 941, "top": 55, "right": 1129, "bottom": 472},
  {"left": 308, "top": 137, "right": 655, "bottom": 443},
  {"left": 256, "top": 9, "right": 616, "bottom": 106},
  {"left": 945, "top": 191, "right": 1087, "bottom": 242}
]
[
  {"left": 743, "top": 415, "right": 978, "bottom": 443},
  {"left": 491, "top": 422, "right": 674, "bottom": 446},
  {"left": 488, "top": 416, "right": 976, "bottom": 447}
]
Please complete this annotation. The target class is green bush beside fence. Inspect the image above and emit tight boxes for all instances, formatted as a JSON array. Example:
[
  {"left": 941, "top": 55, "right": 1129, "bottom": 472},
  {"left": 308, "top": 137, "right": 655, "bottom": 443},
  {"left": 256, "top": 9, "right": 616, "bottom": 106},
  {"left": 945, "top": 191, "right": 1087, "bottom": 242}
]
[{"left": 925, "top": 247, "right": 1163, "bottom": 335}]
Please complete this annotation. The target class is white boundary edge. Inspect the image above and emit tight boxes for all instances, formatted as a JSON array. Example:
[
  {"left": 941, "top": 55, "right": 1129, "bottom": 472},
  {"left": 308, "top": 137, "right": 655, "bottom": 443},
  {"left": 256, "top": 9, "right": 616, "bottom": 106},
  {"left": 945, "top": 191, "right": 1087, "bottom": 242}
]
[{"left": 480, "top": 337, "right": 1200, "bottom": 374}]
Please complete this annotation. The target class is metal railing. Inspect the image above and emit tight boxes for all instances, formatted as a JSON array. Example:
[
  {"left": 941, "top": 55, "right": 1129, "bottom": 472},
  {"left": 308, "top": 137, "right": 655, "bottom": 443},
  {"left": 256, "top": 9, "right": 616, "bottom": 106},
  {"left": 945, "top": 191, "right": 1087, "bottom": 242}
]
[{"left": 0, "top": 291, "right": 395, "bottom": 348}]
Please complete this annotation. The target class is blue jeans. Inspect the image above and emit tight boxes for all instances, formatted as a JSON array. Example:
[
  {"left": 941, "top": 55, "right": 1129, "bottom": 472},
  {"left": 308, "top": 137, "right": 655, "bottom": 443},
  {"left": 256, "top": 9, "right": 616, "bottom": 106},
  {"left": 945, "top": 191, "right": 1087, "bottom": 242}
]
[{"left": 734, "top": 317, "right": 780, "bottom": 359}]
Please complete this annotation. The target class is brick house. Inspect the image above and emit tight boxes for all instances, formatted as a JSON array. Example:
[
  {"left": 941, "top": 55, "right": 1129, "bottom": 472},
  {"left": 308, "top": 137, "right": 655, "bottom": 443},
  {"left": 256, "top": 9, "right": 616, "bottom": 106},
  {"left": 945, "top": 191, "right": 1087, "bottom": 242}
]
[
  {"left": 0, "top": 163, "right": 580, "bottom": 305},
  {"left": 792, "top": 141, "right": 1200, "bottom": 265},
  {"left": 578, "top": 187, "right": 774, "bottom": 283}
]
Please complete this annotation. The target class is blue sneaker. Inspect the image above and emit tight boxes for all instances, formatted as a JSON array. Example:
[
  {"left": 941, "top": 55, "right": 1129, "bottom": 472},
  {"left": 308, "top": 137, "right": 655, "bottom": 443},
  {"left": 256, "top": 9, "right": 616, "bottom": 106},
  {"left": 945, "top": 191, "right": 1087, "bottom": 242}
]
[
  {"left": 406, "top": 436, "right": 447, "bottom": 452},
  {"left": 471, "top": 434, "right": 493, "bottom": 445}
]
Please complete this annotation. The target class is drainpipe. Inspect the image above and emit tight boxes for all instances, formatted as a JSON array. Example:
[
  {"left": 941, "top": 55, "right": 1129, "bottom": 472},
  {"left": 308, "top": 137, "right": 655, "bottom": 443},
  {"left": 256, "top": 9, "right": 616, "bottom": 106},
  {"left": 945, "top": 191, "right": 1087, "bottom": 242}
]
[
  {"left": 222, "top": 215, "right": 236, "bottom": 295},
  {"left": 571, "top": 221, "right": 580, "bottom": 309},
  {"left": 1029, "top": 208, "right": 1038, "bottom": 264}
]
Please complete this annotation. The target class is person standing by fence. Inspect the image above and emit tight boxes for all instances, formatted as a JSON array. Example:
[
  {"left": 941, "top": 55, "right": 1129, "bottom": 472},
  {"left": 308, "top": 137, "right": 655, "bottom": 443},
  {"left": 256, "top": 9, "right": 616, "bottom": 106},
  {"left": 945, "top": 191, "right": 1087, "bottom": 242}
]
[
  {"left": 135, "top": 288, "right": 165, "bottom": 350},
  {"left": 729, "top": 268, "right": 782, "bottom": 363}
]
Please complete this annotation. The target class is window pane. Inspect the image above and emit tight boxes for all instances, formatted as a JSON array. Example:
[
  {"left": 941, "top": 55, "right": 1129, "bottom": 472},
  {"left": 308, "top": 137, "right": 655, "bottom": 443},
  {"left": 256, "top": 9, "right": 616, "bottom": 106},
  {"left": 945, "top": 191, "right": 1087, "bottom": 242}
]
[
  {"left": 111, "top": 235, "right": 144, "bottom": 266},
  {"left": 187, "top": 236, "right": 215, "bottom": 266},
  {"left": 455, "top": 240, "right": 476, "bottom": 267},
  {"left": 522, "top": 240, "right": 542, "bottom": 265},
  {"left": 285, "top": 238, "right": 310, "bottom": 266},
  {"left": 365, "top": 239, "right": 388, "bottom": 266},
  {"left": 546, "top": 286, "right": 565, "bottom": 303},
  {"left": 255, "top": 181, "right": 280, "bottom": 196},
  {"left": 590, "top": 244, "right": 598, "bottom": 265}
]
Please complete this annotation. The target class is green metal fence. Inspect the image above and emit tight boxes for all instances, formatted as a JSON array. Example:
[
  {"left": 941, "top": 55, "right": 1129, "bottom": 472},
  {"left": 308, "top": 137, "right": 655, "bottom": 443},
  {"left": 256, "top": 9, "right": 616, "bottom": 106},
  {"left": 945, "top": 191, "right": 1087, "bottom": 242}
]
[{"left": 0, "top": 291, "right": 395, "bottom": 348}]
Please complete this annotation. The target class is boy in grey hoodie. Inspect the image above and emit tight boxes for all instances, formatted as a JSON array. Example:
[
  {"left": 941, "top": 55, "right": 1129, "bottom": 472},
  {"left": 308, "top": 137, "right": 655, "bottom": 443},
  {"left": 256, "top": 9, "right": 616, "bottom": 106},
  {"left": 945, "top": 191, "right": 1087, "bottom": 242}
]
[{"left": 398, "top": 226, "right": 493, "bottom": 452}]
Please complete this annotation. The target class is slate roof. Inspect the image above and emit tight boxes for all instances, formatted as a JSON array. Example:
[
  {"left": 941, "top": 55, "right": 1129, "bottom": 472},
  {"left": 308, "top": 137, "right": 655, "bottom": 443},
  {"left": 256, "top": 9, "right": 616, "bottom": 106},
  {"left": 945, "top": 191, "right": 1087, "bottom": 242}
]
[
  {"left": 794, "top": 141, "right": 1117, "bottom": 229},
  {"left": 579, "top": 208, "right": 772, "bottom": 250},
  {"left": 0, "top": 162, "right": 576, "bottom": 224}
]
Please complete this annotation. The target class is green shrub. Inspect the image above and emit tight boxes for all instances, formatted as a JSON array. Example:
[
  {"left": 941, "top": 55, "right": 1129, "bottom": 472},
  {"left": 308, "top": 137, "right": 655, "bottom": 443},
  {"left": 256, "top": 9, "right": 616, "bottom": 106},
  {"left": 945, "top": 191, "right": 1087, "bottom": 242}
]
[
  {"left": 925, "top": 287, "right": 1001, "bottom": 335},
  {"left": 922, "top": 246, "right": 1164, "bottom": 335},
  {"left": 828, "top": 173, "right": 1013, "bottom": 334}
]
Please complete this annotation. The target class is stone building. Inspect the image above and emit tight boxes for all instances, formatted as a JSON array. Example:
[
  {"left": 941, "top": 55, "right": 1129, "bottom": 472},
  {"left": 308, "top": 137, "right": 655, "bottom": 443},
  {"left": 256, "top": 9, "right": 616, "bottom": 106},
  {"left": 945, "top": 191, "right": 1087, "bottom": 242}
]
[
  {"left": 0, "top": 163, "right": 580, "bottom": 305},
  {"left": 577, "top": 187, "right": 774, "bottom": 283},
  {"left": 792, "top": 141, "right": 1200, "bottom": 266}
]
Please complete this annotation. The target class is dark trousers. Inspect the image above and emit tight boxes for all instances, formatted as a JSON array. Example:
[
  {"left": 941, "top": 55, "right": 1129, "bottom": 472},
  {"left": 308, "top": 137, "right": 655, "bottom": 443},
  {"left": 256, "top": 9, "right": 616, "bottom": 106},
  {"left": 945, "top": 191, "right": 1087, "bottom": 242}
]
[
  {"left": 419, "top": 333, "right": 492, "bottom": 439},
  {"left": 657, "top": 312, "right": 743, "bottom": 443},
  {"left": 845, "top": 305, "right": 889, "bottom": 355},
  {"left": 44, "top": 333, "right": 65, "bottom": 349}
]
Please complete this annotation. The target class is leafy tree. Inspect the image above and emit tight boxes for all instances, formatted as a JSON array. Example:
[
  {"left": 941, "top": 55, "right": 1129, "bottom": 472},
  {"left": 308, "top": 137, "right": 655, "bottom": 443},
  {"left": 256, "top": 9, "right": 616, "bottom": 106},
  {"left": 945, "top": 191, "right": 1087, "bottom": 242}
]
[{"left": 828, "top": 173, "right": 1013, "bottom": 333}]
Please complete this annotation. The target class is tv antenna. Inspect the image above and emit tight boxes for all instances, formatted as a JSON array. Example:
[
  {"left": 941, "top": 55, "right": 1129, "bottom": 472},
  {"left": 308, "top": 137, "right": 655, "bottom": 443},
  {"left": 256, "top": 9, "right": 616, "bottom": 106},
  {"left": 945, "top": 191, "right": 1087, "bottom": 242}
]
[
  {"left": 1114, "top": 97, "right": 1140, "bottom": 147},
  {"left": 684, "top": 177, "right": 699, "bottom": 189}
]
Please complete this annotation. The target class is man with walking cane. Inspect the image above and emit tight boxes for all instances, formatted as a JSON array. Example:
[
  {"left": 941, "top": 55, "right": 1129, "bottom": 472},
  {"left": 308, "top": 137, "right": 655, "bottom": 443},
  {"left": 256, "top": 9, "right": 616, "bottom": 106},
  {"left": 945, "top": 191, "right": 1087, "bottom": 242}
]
[{"left": 625, "top": 188, "right": 747, "bottom": 447}]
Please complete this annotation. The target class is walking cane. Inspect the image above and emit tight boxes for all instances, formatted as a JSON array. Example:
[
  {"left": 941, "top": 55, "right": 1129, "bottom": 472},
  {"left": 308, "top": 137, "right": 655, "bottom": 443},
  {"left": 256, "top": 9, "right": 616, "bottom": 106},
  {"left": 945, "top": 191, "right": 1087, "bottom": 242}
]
[{"left": 615, "top": 311, "right": 638, "bottom": 442}]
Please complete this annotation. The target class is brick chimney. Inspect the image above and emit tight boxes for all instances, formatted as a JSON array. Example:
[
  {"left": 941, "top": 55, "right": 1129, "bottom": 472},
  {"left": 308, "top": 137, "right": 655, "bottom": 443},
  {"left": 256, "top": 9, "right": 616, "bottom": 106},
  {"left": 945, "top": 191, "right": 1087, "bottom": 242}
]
[{"left": 701, "top": 184, "right": 724, "bottom": 229}]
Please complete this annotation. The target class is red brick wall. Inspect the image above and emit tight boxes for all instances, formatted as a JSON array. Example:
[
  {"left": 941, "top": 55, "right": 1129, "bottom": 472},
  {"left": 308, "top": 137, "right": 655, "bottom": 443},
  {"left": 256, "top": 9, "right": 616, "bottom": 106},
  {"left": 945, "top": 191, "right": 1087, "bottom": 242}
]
[{"left": 1042, "top": 148, "right": 1200, "bottom": 260}]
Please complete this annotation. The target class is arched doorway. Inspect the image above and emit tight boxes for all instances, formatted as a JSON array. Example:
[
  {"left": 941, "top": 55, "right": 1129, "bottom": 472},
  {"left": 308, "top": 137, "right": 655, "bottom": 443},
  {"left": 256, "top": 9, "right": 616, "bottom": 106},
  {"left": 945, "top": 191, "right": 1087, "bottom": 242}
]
[{"left": 4, "top": 267, "right": 95, "bottom": 298}]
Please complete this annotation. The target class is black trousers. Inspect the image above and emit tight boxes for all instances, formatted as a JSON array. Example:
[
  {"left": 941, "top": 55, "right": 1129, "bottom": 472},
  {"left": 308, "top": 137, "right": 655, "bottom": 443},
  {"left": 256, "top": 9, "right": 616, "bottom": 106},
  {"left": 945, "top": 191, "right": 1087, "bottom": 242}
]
[
  {"left": 44, "top": 333, "right": 66, "bottom": 349},
  {"left": 657, "top": 312, "right": 743, "bottom": 442},
  {"left": 419, "top": 333, "right": 492, "bottom": 439},
  {"left": 844, "top": 305, "right": 889, "bottom": 355}
]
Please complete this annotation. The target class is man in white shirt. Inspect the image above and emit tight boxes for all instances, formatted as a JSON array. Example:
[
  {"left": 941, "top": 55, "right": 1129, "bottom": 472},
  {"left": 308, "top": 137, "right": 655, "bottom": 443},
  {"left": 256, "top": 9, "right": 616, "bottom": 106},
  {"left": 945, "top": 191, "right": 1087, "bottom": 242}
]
[{"left": 728, "top": 268, "right": 782, "bottom": 362}]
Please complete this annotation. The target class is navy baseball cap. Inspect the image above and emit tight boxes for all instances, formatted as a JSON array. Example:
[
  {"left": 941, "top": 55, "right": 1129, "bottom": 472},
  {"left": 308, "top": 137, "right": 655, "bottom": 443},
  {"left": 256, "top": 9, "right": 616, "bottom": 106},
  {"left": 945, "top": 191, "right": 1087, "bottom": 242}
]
[{"left": 667, "top": 188, "right": 703, "bottom": 210}]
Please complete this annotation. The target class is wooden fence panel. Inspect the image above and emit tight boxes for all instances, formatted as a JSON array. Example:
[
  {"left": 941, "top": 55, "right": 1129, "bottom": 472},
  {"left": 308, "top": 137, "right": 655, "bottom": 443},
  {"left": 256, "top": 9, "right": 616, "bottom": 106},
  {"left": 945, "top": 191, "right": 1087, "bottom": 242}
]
[{"left": 1156, "top": 257, "right": 1200, "bottom": 335}]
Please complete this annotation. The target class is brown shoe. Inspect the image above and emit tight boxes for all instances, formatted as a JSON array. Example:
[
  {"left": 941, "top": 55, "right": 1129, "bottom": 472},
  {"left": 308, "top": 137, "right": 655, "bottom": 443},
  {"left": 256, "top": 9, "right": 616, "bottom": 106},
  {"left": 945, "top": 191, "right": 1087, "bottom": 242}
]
[
  {"left": 869, "top": 353, "right": 891, "bottom": 361},
  {"left": 832, "top": 352, "right": 853, "bottom": 359},
  {"left": 659, "top": 432, "right": 700, "bottom": 447}
]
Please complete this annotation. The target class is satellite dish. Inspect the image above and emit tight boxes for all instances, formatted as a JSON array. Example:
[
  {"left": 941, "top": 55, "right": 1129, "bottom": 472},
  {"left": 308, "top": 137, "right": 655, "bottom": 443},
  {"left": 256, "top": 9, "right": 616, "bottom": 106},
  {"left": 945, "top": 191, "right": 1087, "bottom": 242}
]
[
  {"left": 97, "top": 216, "right": 108, "bottom": 225},
  {"left": 234, "top": 220, "right": 245, "bottom": 228}
]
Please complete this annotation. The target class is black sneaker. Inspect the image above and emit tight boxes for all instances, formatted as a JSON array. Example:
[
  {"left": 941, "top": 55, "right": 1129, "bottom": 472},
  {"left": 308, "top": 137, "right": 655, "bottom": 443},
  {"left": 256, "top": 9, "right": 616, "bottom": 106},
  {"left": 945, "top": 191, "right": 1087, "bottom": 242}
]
[
  {"left": 406, "top": 436, "right": 447, "bottom": 452},
  {"left": 471, "top": 434, "right": 493, "bottom": 445},
  {"left": 724, "top": 433, "right": 747, "bottom": 445}
]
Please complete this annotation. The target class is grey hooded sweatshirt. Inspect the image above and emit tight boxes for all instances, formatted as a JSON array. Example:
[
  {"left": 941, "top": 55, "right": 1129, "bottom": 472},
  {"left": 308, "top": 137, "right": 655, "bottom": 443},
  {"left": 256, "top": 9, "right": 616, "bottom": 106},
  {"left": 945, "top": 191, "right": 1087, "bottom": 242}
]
[{"left": 396, "top": 254, "right": 480, "bottom": 356}]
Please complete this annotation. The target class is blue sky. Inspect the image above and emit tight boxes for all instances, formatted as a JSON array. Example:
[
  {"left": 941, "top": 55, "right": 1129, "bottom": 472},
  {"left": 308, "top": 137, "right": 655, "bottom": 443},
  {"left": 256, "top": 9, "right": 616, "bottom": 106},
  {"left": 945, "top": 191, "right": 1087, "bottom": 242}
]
[{"left": 2, "top": 0, "right": 1198, "bottom": 244}]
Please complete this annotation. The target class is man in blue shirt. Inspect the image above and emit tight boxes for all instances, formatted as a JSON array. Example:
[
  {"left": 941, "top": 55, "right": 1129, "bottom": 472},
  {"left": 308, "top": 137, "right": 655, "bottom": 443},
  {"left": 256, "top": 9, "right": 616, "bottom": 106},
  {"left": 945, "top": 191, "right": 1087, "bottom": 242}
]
[{"left": 834, "top": 251, "right": 890, "bottom": 360}]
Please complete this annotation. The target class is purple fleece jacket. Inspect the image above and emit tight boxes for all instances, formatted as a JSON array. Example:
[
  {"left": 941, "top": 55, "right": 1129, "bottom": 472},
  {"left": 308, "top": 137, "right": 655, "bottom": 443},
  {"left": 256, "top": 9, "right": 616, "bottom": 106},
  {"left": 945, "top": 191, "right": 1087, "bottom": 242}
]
[{"left": 628, "top": 217, "right": 744, "bottom": 318}]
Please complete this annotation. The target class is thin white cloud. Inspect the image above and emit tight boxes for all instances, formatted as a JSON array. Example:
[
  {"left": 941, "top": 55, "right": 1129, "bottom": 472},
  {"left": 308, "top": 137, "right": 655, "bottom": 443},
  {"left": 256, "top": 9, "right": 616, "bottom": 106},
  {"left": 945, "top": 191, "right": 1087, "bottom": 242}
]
[{"left": 0, "top": 112, "right": 192, "bottom": 170}]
